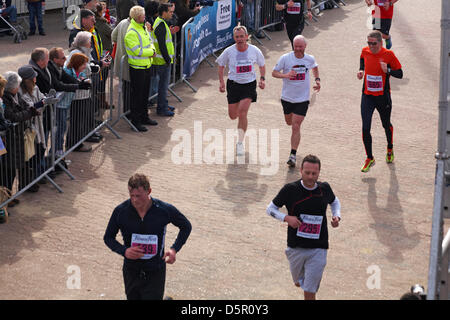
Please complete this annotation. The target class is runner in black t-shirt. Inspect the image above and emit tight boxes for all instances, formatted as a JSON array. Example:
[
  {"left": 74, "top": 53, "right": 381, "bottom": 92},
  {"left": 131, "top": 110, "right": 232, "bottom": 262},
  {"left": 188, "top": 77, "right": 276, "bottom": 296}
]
[
  {"left": 275, "top": 0, "right": 312, "bottom": 48},
  {"left": 266, "top": 154, "right": 341, "bottom": 300}
]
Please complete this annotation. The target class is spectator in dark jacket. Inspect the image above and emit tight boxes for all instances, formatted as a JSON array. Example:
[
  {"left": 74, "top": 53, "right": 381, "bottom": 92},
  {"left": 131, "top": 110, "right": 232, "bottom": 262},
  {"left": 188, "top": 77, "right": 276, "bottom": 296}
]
[
  {"left": 95, "top": 2, "right": 113, "bottom": 52},
  {"left": 2, "top": 71, "right": 41, "bottom": 193}
]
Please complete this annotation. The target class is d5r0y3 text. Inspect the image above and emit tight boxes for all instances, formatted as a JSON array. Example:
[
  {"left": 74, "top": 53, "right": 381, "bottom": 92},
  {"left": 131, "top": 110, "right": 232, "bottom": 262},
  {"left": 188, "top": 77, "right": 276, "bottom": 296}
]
[{"left": 225, "top": 305, "right": 269, "bottom": 315}]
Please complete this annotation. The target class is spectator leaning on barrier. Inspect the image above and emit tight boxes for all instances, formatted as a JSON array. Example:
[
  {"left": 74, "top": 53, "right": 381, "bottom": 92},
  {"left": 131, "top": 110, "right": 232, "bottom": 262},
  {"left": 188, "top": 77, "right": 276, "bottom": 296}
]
[
  {"left": 275, "top": 0, "right": 312, "bottom": 49},
  {"left": 18, "top": 65, "right": 49, "bottom": 184},
  {"left": 0, "top": 74, "right": 19, "bottom": 207},
  {"left": 69, "top": 9, "right": 106, "bottom": 67},
  {"left": 66, "top": 31, "right": 101, "bottom": 152},
  {"left": 48, "top": 47, "right": 92, "bottom": 160},
  {"left": 151, "top": 3, "right": 176, "bottom": 117},
  {"left": 69, "top": 9, "right": 111, "bottom": 113},
  {"left": 2, "top": 71, "right": 41, "bottom": 193},
  {"left": 125, "top": 5, "right": 157, "bottom": 132},
  {"left": 28, "top": 48, "right": 53, "bottom": 163},
  {"left": 26, "top": 0, "right": 45, "bottom": 36}
]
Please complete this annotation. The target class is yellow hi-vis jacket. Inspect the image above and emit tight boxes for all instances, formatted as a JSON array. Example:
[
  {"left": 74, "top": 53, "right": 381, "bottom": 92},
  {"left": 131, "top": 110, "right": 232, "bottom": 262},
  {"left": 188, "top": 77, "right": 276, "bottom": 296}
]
[
  {"left": 151, "top": 17, "right": 174, "bottom": 66},
  {"left": 124, "top": 18, "right": 155, "bottom": 69}
]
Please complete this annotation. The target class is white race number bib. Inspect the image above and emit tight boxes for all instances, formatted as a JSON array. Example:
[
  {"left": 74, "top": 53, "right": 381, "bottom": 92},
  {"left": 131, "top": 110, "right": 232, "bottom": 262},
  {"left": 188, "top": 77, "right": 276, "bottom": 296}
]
[
  {"left": 296, "top": 214, "right": 323, "bottom": 239},
  {"left": 131, "top": 233, "right": 158, "bottom": 260}
]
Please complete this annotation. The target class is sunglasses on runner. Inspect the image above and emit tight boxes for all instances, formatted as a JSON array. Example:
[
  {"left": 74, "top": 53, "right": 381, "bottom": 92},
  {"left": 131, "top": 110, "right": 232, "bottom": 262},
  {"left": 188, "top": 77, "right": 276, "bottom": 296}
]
[{"left": 367, "top": 41, "right": 379, "bottom": 46}]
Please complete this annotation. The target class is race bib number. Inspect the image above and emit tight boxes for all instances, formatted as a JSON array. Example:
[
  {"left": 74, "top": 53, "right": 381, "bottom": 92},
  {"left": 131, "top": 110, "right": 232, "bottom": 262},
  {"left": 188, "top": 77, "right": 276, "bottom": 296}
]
[
  {"left": 296, "top": 214, "right": 323, "bottom": 239},
  {"left": 289, "top": 66, "right": 306, "bottom": 81},
  {"left": 287, "top": 2, "right": 301, "bottom": 14},
  {"left": 131, "top": 233, "right": 158, "bottom": 260},
  {"left": 236, "top": 60, "right": 252, "bottom": 74},
  {"left": 366, "top": 75, "right": 383, "bottom": 92}
]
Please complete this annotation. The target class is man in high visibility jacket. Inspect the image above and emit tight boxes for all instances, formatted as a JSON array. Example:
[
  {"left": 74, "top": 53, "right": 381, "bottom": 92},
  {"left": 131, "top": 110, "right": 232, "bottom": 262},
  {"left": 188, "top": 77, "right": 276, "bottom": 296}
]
[
  {"left": 151, "top": 3, "right": 175, "bottom": 117},
  {"left": 125, "top": 5, "right": 158, "bottom": 132}
]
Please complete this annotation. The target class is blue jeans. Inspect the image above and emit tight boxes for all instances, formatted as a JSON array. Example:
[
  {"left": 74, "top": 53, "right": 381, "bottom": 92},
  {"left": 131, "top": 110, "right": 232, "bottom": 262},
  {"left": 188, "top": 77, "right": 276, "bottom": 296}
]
[
  {"left": 28, "top": 2, "right": 43, "bottom": 33},
  {"left": 55, "top": 107, "right": 69, "bottom": 156},
  {"left": 154, "top": 64, "right": 171, "bottom": 112},
  {"left": 2, "top": 5, "right": 17, "bottom": 23},
  {"left": 243, "top": 0, "right": 255, "bottom": 31},
  {"left": 149, "top": 71, "right": 159, "bottom": 103}
]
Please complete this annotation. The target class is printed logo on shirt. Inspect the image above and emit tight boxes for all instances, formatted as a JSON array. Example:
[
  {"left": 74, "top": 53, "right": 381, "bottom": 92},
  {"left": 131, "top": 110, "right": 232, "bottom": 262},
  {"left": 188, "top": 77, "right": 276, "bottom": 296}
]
[
  {"left": 287, "top": 2, "right": 301, "bottom": 14},
  {"left": 131, "top": 233, "right": 158, "bottom": 260},
  {"left": 289, "top": 65, "right": 306, "bottom": 81},
  {"left": 366, "top": 74, "right": 383, "bottom": 92},
  {"left": 296, "top": 214, "right": 323, "bottom": 239},
  {"left": 236, "top": 60, "right": 253, "bottom": 74}
]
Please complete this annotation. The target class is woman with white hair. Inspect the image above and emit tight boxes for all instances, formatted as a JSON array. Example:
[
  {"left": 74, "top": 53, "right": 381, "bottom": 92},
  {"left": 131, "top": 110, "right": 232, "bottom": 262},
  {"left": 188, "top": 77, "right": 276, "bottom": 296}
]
[
  {"left": 64, "top": 31, "right": 100, "bottom": 152},
  {"left": 2, "top": 71, "right": 41, "bottom": 193}
]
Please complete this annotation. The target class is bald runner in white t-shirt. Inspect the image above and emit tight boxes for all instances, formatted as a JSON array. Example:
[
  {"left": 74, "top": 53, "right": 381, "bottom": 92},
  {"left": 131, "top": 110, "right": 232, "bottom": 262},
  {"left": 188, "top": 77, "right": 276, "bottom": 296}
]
[{"left": 272, "top": 35, "right": 320, "bottom": 168}]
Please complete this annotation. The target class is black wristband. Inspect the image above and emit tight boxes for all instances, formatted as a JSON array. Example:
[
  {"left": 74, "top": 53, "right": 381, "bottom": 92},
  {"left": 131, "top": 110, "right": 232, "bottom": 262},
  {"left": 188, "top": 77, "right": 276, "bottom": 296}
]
[
  {"left": 315, "top": 77, "right": 321, "bottom": 82},
  {"left": 260, "top": 76, "right": 265, "bottom": 81}
]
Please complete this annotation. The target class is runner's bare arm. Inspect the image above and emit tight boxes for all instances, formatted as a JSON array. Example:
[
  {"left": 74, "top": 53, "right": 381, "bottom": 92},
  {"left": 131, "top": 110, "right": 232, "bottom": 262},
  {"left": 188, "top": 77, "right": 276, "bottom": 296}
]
[
  {"left": 259, "top": 65, "right": 266, "bottom": 89},
  {"left": 272, "top": 69, "right": 294, "bottom": 79},
  {"left": 218, "top": 66, "right": 226, "bottom": 92},
  {"left": 312, "top": 66, "right": 320, "bottom": 92}
]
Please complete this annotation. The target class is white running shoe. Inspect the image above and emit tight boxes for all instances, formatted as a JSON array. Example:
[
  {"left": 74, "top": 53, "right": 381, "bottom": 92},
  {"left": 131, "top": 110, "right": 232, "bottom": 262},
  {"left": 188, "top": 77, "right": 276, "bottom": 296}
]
[
  {"left": 236, "top": 142, "right": 245, "bottom": 156},
  {"left": 287, "top": 154, "right": 296, "bottom": 167}
]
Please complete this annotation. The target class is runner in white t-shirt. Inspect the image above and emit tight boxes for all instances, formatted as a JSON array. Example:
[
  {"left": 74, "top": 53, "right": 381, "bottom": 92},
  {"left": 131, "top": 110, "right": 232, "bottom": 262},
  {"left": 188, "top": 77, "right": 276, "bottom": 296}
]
[
  {"left": 216, "top": 26, "right": 266, "bottom": 156},
  {"left": 272, "top": 35, "right": 320, "bottom": 167}
]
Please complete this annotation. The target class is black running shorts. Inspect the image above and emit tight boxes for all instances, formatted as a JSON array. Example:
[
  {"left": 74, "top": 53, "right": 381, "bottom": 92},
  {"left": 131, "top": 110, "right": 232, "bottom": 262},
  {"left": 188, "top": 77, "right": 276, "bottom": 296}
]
[
  {"left": 372, "top": 18, "right": 392, "bottom": 36},
  {"left": 281, "top": 99, "right": 309, "bottom": 116},
  {"left": 226, "top": 79, "right": 257, "bottom": 104}
]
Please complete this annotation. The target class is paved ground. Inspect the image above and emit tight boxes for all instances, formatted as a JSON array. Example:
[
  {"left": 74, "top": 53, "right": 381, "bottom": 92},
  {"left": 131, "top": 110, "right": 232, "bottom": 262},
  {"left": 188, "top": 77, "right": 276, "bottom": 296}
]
[{"left": 0, "top": 1, "right": 445, "bottom": 300}]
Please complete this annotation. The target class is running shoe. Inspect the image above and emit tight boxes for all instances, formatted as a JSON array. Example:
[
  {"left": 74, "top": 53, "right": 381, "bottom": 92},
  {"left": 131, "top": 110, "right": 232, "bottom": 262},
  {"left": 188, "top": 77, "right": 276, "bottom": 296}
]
[
  {"left": 287, "top": 154, "right": 296, "bottom": 168},
  {"left": 361, "top": 158, "right": 375, "bottom": 173},
  {"left": 386, "top": 148, "right": 394, "bottom": 163},
  {"left": 385, "top": 37, "right": 392, "bottom": 49},
  {"left": 236, "top": 142, "right": 244, "bottom": 156}
]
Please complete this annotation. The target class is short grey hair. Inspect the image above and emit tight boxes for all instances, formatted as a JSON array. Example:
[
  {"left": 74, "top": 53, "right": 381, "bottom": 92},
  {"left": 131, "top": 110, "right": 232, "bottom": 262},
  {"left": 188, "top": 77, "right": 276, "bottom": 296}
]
[
  {"left": 72, "top": 31, "right": 92, "bottom": 49},
  {"left": 293, "top": 35, "right": 307, "bottom": 45},
  {"left": 233, "top": 25, "right": 248, "bottom": 35},
  {"left": 30, "top": 47, "right": 49, "bottom": 63},
  {"left": 129, "top": 5, "right": 145, "bottom": 21},
  {"left": 3, "top": 71, "right": 22, "bottom": 92}
]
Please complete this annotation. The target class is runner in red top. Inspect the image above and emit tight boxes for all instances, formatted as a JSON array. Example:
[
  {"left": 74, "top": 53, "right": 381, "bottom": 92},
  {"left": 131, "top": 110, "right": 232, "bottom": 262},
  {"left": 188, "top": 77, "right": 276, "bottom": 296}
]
[
  {"left": 365, "top": 0, "right": 399, "bottom": 49},
  {"left": 357, "top": 31, "right": 403, "bottom": 172}
]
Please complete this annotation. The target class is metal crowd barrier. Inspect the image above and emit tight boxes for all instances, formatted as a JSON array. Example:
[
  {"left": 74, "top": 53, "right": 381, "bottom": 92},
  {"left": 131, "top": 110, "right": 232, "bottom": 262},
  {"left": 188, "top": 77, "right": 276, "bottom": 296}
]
[
  {"left": 237, "top": 0, "right": 346, "bottom": 43},
  {"left": 0, "top": 64, "right": 119, "bottom": 210},
  {"left": 0, "top": 102, "right": 61, "bottom": 208}
]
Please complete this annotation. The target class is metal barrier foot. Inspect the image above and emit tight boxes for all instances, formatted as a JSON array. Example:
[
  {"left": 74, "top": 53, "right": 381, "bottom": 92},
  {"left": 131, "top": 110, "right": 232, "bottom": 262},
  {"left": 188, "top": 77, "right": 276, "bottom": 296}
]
[
  {"left": 56, "top": 162, "right": 76, "bottom": 180},
  {"left": 168, "top": 87, "right": 182, "bottom": 103},
  {"left": 182, "top": 78, "right": 198, "bottom": 93},
  {"left": 44, "top": 174, "right": 64, "bottom": 193},
  {"left": 104, "top": 122, "right": 122, "bottom": 139}
]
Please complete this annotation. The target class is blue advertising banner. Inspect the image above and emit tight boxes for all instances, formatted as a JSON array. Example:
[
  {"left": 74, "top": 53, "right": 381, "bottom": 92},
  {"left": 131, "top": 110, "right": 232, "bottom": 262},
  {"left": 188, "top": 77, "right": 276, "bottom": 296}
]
[{"left": 183, "top": 0, "right": 236, "bottom": 78}]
